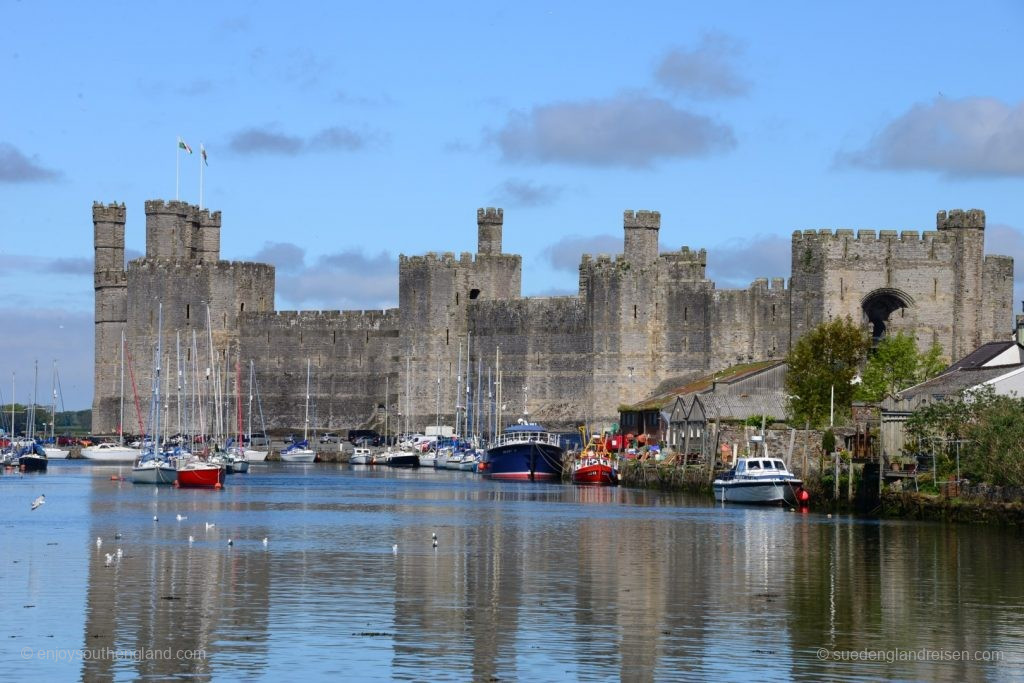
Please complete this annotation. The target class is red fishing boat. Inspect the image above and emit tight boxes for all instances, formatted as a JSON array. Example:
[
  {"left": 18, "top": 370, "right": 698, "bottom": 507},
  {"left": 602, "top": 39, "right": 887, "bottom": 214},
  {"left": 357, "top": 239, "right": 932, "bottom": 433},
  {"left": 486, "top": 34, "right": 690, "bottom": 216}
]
[{"left": 571, "top": 435, "right": 619, "bottom": 486}]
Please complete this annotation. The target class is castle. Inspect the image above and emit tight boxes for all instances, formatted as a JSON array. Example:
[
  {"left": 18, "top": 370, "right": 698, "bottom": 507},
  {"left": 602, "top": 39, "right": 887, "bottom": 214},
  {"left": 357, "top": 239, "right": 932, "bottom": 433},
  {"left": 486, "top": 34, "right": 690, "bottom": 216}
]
[{"left": 92, "top": 201, "right": 1014, "bottom": 435}]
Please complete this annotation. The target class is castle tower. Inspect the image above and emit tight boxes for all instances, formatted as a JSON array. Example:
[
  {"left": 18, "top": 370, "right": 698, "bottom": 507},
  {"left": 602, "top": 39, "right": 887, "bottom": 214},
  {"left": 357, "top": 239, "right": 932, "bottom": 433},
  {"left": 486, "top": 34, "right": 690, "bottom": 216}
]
[
  {"left": 477, "top": 207, "right": 503, "bottom": 255},
  {"left": 144, "top": 200, "right": 193, "bottom": 260},
  {"left": 623, "top": 210, "right": 660, "bottom": 268},
  {"left": 92, "top": 202, "right": 128, "bottom": 433},
  {"left": 938, "top": 209, "right": 985, "bottom": 360},
  {"left": 197, "top": 208, "right": 222, "bottom": 262}
]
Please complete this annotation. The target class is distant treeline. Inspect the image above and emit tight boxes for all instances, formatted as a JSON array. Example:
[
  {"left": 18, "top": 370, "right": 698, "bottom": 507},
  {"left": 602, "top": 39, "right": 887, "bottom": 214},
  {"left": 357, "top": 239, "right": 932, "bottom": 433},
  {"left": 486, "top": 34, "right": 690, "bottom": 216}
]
[{"left": 1, "top": 404, "right": 91, "bottom": 435}]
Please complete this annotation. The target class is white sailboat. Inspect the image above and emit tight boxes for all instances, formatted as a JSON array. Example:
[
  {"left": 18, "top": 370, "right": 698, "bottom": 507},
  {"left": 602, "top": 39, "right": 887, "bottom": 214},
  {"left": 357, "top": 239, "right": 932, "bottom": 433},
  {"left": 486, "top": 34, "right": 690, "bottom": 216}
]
[
  {"left": 280, "top": 359, "right": 316, "bottom": 463},
  {"left": 82, "top": 330, "right": 142, "bottom": 462},
  {"left": 132, "top": 303, "right": 177, "bottom": 485},
  {"left": 243, "top": 360, "right": 268, "bottom": 462},
  {"left": 42, "top": 361, "right": 69, "bottom": 459}
]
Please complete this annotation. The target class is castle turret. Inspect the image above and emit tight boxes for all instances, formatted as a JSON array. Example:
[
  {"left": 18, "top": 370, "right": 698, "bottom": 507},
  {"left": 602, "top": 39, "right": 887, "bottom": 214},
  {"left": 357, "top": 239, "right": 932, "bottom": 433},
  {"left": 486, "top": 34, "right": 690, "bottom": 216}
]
[
  {"left": 145, "top": 200, "right": 193, "bottom": 260},
  {"left": 623, "top": 210, "right": 660, "bottom": 267},
  {"left": 197, "top": 208, "right": 222, "bottom": 262},
  {"left": 938, "top": 209, "right": 986, "bottom": 360},
  {"left": 92, "top": 202, "right": 128, "bottom": 433},
  {"left": 477, "top": 207, "right": 503, "bottom": 255}
]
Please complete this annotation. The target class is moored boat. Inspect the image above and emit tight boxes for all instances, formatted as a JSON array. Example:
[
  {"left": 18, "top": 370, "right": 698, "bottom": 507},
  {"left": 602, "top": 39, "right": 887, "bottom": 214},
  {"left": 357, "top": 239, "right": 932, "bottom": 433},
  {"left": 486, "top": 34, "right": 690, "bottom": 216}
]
[
  {"left": 350, "top": 447, "right": 372, "bottom": 465},
  {"left": 131, "top": 452, "right": 177, "bottom": 485},
  {"left": 17, "top": 441, "right": 48, "bottom": 472},
  {"left": 176, "top": 458, "right": 225, "bottom": 488},
  {"left": 81, "top": 442, "right": 142, "bottom": 462},
  {"left": 482, "top": 423, "right": 564, "bottom": 482},
  {"left": 713, "top": 457, "right": 805, "bottom": 505},
  {"left": 571, "top": 435, "right": 619, "bottom": 486},
  {"left": 385, "top": 450, "right": 419, "bottom": 468},
  {"left": 280, "top": 440, "right": 317, "bottom": 462}
]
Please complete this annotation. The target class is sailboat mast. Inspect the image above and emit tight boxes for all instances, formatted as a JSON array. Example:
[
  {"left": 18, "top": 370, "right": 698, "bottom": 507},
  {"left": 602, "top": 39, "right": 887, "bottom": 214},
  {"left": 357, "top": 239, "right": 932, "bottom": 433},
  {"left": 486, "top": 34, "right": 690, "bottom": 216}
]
[
  {"left": 236, "top": 352, "right": 243, "bottom": 446},
  {"left": 465, "top": 331, "right": 471, "bottom": 439},
  {"left": 304, "top": 359, "right": 311, "bottom": 443},
  {"left": 119, "top": 330, "right": 125, "bottom": 445}
]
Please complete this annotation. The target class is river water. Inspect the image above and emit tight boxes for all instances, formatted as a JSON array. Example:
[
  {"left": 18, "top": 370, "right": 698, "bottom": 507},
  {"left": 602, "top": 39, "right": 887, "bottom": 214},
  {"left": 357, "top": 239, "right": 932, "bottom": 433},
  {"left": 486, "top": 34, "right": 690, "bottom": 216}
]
[{"left": 2, "top": 461, "right": 1022, "bottom": 681}]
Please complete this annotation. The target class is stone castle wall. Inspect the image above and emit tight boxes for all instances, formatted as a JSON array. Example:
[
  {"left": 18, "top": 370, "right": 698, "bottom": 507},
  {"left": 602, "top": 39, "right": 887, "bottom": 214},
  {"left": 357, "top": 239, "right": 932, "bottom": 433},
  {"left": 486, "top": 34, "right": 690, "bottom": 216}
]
[{"left": 92, "top": 200, "right": 1015, "bottom": 436}]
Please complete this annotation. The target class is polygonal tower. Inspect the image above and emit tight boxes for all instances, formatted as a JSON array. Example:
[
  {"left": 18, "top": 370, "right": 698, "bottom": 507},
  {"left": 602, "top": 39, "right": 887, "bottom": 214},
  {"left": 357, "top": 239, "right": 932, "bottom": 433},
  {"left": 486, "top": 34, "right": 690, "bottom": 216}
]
[{"left": 92, "top": 202, "right": 128, "bottom": 434}]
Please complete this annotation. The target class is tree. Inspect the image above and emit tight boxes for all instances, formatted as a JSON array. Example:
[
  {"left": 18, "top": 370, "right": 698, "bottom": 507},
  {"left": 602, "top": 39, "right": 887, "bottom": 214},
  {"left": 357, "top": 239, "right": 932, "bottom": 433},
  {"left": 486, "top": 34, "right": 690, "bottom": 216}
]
[
  {"left": 906, "top": 386, "right": 1024, "bottom": 486},
  {"left": 854, "top": 333, "right": 947, "bottom": 403},
  {"left": 785, "top": 317, "right": 870, "bottom": 428}
]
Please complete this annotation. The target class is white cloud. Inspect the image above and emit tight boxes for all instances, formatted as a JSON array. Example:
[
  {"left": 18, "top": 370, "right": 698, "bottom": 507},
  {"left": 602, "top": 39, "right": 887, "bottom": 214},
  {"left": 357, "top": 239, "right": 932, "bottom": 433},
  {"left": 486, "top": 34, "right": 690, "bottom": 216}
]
[
  {"left": 492, "top": 94, "right": 736, "bottom": 168},
  {"left": 654, "top": 32, "right": 751, "bottom": 100},
  {"left": 838, "top": 97, "right": 1024, "bottom": 177}
]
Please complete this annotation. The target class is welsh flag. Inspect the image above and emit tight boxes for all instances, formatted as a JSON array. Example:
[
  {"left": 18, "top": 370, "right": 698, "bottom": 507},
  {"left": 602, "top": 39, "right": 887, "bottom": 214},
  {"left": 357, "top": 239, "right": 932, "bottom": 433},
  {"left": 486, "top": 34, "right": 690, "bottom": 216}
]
[
  {"left": 201, "top": 144, "right": 208, "bottom": 165},
  {"left": 178, "top": 137, "right": 192, "bottom": 154}
]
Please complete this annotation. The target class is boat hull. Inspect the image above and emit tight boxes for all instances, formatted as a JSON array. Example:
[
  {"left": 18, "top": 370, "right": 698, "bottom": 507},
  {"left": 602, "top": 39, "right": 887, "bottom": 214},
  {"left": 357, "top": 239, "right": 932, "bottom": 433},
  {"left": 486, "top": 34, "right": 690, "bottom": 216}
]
[
  {"left": 713, "top": 479, "right": 802, "bottom": 505},
  {"left": 571, "top": 462, "right": 618, "bottom": 486},
  {"left": 131, "top": 462, "right": 177, "bottom": 485},
  {"left": 483, "top": 442, "right": 563, "bottom": 481},
  {"left": 387, "top": 453, "right": 420, "bottom": 468},
  {"left": 177, "top": 464, "right": 224, "bottom": 488},
  {"left": 19, "top": 454, "right": 48, "bottom": 472},
  {"left": 244, "top": 449, "right": 268, "bottom": 462},
  {"left": 229, "top": 459, "right": 249, "bottom": 474},
  {"left": 81, "top": 445, "right": 141, "bottom": 462},
  {"left": 43, "top": 447, "right": 69, "bottom": 459},
  {"left": 280, "top": 449, "right": 316, "bottom": 463}
]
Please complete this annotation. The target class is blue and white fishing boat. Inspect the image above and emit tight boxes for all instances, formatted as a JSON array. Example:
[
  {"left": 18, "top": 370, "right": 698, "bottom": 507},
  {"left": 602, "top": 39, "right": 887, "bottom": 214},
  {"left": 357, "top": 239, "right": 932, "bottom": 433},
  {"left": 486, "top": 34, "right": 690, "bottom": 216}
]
[
  {"left": 481, "top": 423, "right": 564, "bottom": 481},
  {"left": 713, "top": 457, "right": 805, "bottom": 505}
]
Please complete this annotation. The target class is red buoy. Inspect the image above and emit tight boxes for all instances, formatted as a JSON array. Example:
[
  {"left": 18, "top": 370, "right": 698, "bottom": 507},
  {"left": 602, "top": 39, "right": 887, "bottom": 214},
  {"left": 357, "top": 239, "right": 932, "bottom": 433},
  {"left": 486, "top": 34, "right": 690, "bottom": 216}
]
[{"left": 798, "top": 488, "right": 810, "bottom": 503}]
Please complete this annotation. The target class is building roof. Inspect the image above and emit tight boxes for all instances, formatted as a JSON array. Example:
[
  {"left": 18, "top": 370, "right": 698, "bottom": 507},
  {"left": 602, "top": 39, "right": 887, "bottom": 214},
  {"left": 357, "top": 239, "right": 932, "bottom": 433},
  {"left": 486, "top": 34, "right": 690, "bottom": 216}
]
[
  {"left": 882, "top": 343, "right": 1024, "bottom": 413},
  {"left": 685, "top": 392, "right": 790, "bottom": 422},
  {"left": 945, "top": 340, "right": 1023, "bottom": 372},
  {"left": 626, "top": 360, "right": 785, "bottom": 411}
]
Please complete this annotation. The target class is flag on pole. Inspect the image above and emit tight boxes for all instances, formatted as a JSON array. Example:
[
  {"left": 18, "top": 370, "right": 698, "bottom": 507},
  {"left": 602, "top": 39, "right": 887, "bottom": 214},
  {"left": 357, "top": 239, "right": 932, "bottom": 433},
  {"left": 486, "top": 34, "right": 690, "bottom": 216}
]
[
  {"left": 178, "top": 137, "right": 193, "bottom": 154},
  {"left": 201, "top": 144, "right": 208, "bottom": 166}
]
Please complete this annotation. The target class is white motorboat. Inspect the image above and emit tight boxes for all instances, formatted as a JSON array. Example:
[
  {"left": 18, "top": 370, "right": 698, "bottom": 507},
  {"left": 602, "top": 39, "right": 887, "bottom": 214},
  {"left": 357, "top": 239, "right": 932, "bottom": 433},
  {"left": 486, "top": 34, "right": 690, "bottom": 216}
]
[
  {"left": 350, "top": 447, "right": 372, "bottom": 465},
  {"left": 713, "top": 457, "right": 805, "bottom": 505},
  {"left": 244, "top": 448, "right": 269, "bottom": 462},
  {"left": 418, "top": 450, "right": 437, "bottom": 468},
  {"left": 81, "top": 442, "right": 142, "bottom": 462}
]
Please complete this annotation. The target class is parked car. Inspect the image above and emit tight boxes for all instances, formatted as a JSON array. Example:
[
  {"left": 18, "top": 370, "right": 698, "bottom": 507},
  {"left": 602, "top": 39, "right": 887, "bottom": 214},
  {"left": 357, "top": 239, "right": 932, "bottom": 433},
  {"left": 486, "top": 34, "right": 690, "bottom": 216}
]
[
  {"left": 347, "top": 429, "right": 381, "bottom": 444},
  {"left": 319, "top": 433, "right": 339, "bottom": 444}
]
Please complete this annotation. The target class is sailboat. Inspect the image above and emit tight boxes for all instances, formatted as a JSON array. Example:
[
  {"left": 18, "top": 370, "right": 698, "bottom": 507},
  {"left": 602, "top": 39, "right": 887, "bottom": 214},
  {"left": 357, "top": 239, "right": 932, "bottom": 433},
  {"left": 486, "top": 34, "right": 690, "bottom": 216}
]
[
  {"left": 42, "top": 361, "right": 69, "bottom": 459},
  {"left": 222, "top": 354, "right": 250, "bottom": 473},
  {"left": 82, "top": 330, "right": 142, "bottom": 462},
  {"left": 132, "top": 304, "right": 177, "bottom": 485},
  {"left": 17, "top": 363, "right": 48, "bottom": 472},
  {"left": 280, "top": 359, "right": 316, "bottom": 462},
  {"left": 242, "top": 360, "right": 268, "bottom": 462}
]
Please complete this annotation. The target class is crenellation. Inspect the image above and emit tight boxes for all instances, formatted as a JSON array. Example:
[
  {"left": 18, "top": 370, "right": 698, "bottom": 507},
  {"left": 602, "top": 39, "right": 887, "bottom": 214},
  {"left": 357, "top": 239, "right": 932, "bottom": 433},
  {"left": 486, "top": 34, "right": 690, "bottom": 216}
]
[{"left": 94, "top": 201, "right": 1013, "bottom": 434}]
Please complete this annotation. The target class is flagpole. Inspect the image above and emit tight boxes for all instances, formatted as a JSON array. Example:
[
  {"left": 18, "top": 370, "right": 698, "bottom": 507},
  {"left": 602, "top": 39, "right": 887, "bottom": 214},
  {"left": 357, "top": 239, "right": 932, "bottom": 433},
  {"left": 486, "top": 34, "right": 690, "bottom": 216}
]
[
  {"left": 176, "top": 137, "right": 180, "bottom": 201},
  {"left": 199, "top": 142, "right": 204, "bottom": 209}
]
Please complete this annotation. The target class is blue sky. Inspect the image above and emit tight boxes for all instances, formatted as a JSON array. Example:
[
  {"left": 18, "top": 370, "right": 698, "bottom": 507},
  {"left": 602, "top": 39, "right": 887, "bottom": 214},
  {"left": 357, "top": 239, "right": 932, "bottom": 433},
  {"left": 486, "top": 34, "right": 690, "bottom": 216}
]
[{"left": 2, "top": 1, "right": 1023, "bottom": 410}]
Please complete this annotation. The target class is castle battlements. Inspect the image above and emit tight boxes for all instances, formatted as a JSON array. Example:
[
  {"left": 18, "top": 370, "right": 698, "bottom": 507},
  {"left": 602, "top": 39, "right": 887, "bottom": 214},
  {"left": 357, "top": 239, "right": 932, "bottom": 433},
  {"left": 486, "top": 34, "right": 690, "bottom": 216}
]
[{"left": 93, "top": 201, "right": 1012, "bottom": 437}]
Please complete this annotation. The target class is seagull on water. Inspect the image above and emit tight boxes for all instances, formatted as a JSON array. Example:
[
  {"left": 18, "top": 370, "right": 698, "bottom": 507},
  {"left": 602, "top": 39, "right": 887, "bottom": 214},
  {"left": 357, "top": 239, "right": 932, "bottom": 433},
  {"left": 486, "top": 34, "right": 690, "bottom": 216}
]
[
  {"left": 392, "top": 544, "right": 398, "bottom": 554},
  {"left": 205, "top": 522, "right": 215, "bottom": 530},
  {"left": 227, "top": 538, "right": 233, "bottom": 547},
  {"left": 188, "top": 536, "right": 194, "bottom": 544},
  {"left": 262, "top": 537, "right": 268, "bottom": 546},
  {"left": 104, "top": 553, "right": 114, "bottom": 566},
  {"left": 433, "top": 539, "right": 438, "bottom": 548},
  {"left": 96, "top": 537, "right": 102, "bottom": 548},
  {"left": 31, "top": 495, "right": 45, "bottom": 510},
  {"left": 431, "top": 532, "right": 437, "bottom": 541},
  {"left": 152, "top": 515, "right": 158, "bottom": 522},
  {"left": 114, "top": 533, "right": 122, "bottom": 539},
  {"left": 176, "top": 514, "right": 187, "bottom": 521}
]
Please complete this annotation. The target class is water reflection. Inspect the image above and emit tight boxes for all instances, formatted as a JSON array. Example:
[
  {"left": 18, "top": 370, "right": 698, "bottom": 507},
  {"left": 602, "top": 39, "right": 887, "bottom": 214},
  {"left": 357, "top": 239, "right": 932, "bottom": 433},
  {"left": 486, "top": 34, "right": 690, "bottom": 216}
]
[{"left": 1, "top": 463, "right": 1022, "bottom": 681}]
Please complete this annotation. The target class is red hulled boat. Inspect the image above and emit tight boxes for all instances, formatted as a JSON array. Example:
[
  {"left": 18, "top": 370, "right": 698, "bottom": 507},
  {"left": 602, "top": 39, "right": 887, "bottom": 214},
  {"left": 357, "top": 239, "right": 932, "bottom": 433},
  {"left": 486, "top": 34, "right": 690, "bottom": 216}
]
[
  {"left": 176, "top": 458, "right": 225, "bottom": 488},
  {"left": 570, "top": 435, "right": 619, "bottom": 486}
]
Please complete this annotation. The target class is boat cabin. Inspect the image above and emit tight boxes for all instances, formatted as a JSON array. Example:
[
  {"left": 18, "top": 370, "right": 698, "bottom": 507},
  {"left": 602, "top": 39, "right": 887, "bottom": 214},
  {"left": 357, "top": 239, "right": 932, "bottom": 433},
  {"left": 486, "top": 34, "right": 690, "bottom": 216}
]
[{"left": 735, "top": 458, "right": 792, "bottom": 475}]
